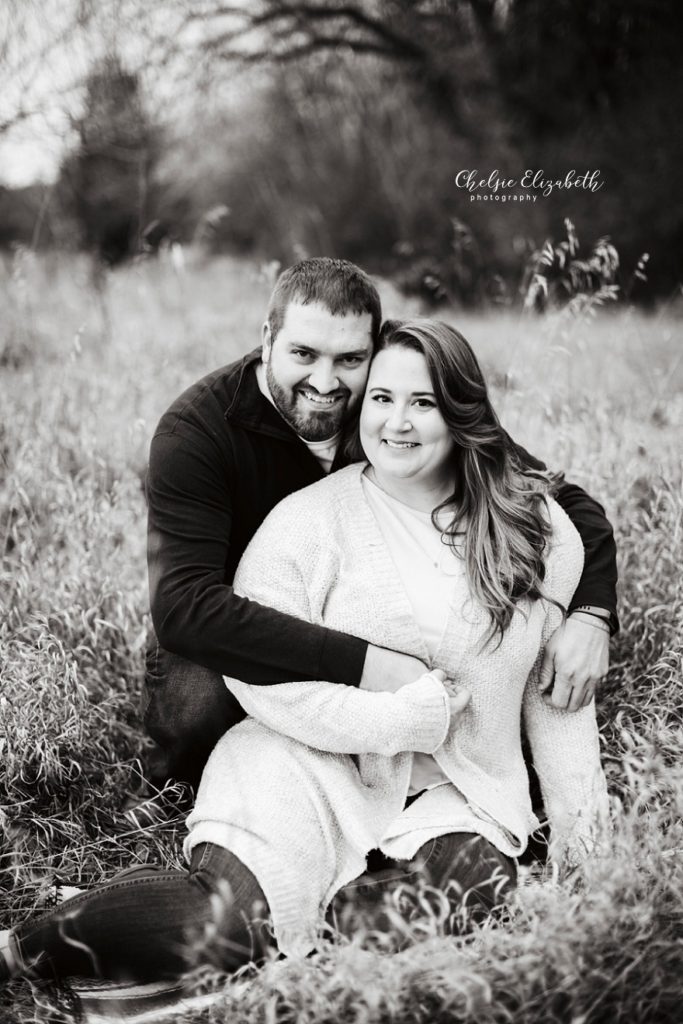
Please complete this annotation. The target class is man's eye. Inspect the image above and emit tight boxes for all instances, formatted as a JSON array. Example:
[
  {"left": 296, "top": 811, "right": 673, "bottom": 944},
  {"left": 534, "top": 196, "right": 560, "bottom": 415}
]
[
  {"left": 340, "top": 356, "right": 364, "bottom": 367},
  {"left": 292, "top": 349, "right": 313, "bottom": 360}
]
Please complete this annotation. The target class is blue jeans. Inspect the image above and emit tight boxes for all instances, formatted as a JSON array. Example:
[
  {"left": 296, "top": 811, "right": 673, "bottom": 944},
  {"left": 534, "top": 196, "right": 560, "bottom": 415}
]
[
  {"left": 143, "top": 636, "right": 246, "bottom": 791},
  {"left": 12, "top": 835, "right": 516, "bottom": 984},
  {"left": 13, "top": 844, "right": 265, "bottom": 983}
]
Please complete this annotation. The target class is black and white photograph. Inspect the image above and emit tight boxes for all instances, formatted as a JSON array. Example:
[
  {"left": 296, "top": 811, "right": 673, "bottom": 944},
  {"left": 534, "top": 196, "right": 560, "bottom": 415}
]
[{"left": 1, "top": 2, "right": 681, "bottom": 1022}]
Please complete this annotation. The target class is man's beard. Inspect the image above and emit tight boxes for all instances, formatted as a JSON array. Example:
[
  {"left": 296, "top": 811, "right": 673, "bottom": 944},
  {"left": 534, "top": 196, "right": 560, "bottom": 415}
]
[{"left": 266, "top": 363, "right": 352, "bottom": 442}]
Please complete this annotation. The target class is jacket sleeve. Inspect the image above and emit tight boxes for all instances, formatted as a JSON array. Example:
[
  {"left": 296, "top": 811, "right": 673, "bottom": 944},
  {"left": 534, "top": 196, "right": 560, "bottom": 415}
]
[
  {"left": 523, "top": 501, "right": 610, "bottom": 864},
  {"left": 146, "top": 428, "right": 367, "bottom": 685},
  {"left": 510, "top": 438, "right": 619, "bottom": 632},
  {"left": 222, "top": 497, "right": 450, "bottom": 755}
]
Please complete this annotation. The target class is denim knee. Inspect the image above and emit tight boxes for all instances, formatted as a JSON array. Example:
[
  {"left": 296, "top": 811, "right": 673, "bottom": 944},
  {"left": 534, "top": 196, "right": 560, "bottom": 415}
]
[
  {"left": 189, "top": 844, "right": 266, "bottom": 905},
  {"left": 142, "top": 634, "right": 246, "bottom": 788},
  {"left": 188, "top": 844, "right": 272, "bottom": 964},
  {"left": 424, "top": 832, "right": 517, "bottom": 915}
]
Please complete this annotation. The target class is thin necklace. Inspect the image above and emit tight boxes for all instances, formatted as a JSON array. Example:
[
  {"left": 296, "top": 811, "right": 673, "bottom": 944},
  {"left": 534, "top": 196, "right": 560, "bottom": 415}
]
[
  {"left": 364, "top": 467, "right": 466, "bottom": 570},
  {"left": 365, "top": 465, "right": 455, "bottom": 515}
]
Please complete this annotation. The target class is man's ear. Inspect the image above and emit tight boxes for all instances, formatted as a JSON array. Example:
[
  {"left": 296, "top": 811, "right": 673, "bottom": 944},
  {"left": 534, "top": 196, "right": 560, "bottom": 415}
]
[{"left": 261, "top": 321, "right": 272, "bottom": 362}]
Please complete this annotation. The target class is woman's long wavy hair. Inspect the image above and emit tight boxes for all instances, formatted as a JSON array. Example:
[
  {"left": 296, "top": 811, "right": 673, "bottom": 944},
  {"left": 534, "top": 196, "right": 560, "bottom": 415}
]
[{"left": 347, "top": 318, "right": 563, "bottom": 645}]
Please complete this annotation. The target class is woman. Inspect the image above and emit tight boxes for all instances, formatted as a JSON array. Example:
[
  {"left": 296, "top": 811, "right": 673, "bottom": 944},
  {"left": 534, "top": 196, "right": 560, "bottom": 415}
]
[{"left": 1, "top": 319, "right": 608, "bottom": 993}]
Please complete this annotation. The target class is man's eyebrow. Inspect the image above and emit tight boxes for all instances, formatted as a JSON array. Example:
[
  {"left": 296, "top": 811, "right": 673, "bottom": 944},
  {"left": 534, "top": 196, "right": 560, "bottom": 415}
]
[{"left": 288, "top": 343, "right": 370, "bottom": 358}]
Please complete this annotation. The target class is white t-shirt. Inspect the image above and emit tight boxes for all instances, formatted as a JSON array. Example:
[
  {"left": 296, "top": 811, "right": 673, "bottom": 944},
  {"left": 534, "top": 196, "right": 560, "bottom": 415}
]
[
  {"left": 361, "top": 470, "right": 468, "bottom": 797},
  {"left": 300, "top": 434, "right": 339, "bottom": 475}
]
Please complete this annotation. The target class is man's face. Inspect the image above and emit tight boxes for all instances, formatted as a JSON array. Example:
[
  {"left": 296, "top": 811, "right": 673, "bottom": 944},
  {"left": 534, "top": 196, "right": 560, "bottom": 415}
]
[{"left": 263, "top": 300, "right": 374, "bottom": 442}]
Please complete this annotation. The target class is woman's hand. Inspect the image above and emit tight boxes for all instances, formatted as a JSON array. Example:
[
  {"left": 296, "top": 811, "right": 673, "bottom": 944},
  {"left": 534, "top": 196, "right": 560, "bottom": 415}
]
[
  {"left": 427, "top": 669, "right": 471, "bottom": 719},
  {"left": 447, "top": 684, "right": 472, "bottom": 719},
  {"left": 539, "top": 616, "right": 610, "bottom": 711}
]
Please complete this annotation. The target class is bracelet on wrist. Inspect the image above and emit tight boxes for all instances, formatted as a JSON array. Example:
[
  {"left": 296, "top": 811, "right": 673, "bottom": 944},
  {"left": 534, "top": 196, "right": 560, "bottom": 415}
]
[
  {"left": 571, "top": 607, "right": 612, "bottom": 624},
  {"left": 570, "top": 614, "right": 610, "bottom": 633}
]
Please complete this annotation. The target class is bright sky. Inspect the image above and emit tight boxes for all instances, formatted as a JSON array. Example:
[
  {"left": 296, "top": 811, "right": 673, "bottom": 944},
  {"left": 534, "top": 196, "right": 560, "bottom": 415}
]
[
  {"left": 0, "top": 0, "right": 200, "bottom": 186},
  {"left": 0, "top": 1, "right": 83, "bottom": 184},
  {"left": 0, "top": 115, "right": 73, "bottom": 186}
]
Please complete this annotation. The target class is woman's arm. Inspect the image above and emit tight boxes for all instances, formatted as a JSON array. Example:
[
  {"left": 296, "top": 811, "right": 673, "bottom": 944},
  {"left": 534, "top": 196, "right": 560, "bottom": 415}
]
[
  {"left": 225, "top": 489, "right": 450, "bottom": 756},
  {"left": 225, "top": 674, "right": 450, "bottom": 756},
  {"left": 524, "top": 497, "right": 610, "bottom": 864},
  {"left": 523, "top": 673, "right": 610, "bottom": 865}
]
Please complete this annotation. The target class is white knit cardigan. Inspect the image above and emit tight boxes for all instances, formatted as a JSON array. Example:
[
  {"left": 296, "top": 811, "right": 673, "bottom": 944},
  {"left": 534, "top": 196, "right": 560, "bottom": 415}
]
[{"left": 186, "top": 463, "right": 609, "bottom": 955}]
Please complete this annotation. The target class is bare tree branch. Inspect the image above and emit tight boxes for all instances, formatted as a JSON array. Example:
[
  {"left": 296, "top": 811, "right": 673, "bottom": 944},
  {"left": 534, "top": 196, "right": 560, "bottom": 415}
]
[
  {"left": 181, "top": 1, "right": 428, "bottom": 63},
  {"left": 214, "top": 35, "right": 409, "bottom": 64}
]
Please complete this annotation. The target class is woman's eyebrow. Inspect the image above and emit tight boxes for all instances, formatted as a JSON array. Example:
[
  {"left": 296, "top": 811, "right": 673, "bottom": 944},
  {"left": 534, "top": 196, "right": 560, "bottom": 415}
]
[{"left": 368, "top": 386, "right": 435, "bottom": 396}]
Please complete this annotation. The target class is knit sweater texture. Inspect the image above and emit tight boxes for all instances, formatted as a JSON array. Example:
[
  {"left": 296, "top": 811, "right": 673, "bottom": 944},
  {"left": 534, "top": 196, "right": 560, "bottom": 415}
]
[{"left": 186, "top": 463, "right": 609, "bottom": 956}]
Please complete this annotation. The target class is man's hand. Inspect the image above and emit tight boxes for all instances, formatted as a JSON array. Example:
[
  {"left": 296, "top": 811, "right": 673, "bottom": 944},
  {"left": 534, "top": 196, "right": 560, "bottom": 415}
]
[
  {"left": 360, "top": 645, "right": 428, "bottom": 693},
  {"left": 539, "top": 615, "right": 610, "bottom": 712}
]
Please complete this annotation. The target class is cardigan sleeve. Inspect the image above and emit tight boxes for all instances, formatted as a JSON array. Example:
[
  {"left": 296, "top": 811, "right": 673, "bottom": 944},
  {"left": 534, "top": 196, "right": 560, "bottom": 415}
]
[
  {"left": 523, "top": 673, "right": 610, "bottom": 865},
  {"left": 523, "top": 500, "right": 610, "bottom": 864},
  {"left": 223, "top": 490, "right": 451, "bottom": 756},
  {"left": 224, "top": 674, "right": 451, "bottom": 756}
]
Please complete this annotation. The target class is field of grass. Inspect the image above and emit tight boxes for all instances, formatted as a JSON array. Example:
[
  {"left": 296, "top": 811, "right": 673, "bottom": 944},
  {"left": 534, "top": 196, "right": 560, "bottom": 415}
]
[{"left": 1, "top": 248, "right": 682, "bottom": 1023}]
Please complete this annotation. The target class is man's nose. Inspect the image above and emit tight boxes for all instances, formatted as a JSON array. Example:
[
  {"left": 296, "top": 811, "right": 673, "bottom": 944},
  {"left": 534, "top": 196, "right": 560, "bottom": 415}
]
[{"left": 307, "top": 362, "right": 339, "bottom": 394}]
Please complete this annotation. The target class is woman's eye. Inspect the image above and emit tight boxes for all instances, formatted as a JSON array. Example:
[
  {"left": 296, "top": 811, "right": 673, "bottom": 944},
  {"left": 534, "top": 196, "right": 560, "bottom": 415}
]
[
  {"left": 371, "top": 394, "right": 391, "bottom": 403},
  {"left": 414, "top": 399, "right": 436, "bottom": 409}
]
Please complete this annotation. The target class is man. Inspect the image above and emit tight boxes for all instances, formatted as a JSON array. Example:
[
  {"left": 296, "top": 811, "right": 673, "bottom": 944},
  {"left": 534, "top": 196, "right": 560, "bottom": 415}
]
[{"left": 145, "top": 257, "right": 617, "bottom": 793}]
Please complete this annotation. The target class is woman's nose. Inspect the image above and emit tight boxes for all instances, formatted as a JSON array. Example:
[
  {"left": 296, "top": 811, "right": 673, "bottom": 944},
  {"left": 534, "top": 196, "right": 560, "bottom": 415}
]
[
  {"left": 385, "top": 404, "right": 412, "bottom": 431},
  {"left": 307, "top": 363, "right": 339, "bottom": 394}
]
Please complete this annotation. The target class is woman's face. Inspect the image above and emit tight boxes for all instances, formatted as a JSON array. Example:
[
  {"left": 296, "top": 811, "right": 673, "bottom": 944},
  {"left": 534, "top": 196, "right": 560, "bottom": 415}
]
[{"left": 360, "top": 346, "right": 456, "bottom": 490}]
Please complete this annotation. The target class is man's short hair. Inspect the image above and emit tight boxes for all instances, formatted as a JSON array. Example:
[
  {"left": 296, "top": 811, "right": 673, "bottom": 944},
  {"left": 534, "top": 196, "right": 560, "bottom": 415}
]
[{"left": 266, "top": 257, "right": 382, "bottom": 344}]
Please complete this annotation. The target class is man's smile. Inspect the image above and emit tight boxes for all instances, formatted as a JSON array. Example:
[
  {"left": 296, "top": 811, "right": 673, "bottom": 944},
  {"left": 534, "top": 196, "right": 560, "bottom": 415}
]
[{"left": 298, "top": 388, "right": 345, "bottom": 409}]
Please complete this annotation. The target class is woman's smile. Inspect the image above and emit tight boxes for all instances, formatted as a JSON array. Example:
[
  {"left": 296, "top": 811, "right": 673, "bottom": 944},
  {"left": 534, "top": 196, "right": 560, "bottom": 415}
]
[{"left": 382, "top": 438, "right": 420, "bottom": 449}]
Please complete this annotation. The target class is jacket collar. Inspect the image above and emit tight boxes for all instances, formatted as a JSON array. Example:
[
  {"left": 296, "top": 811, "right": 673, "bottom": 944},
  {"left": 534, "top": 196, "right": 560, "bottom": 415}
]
[
  {"left": 223, "top": 348, "right": 356, "bottom": 470},
  {"left": 223, "top": 348, "right": 301, "bottom": 444}
]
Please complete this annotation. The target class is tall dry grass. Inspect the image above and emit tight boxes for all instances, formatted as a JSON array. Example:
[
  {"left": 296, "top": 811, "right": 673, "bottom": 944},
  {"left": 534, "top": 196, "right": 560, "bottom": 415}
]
[{"left": 0, "top": 249, "right": 681, "bottom": 1022}]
